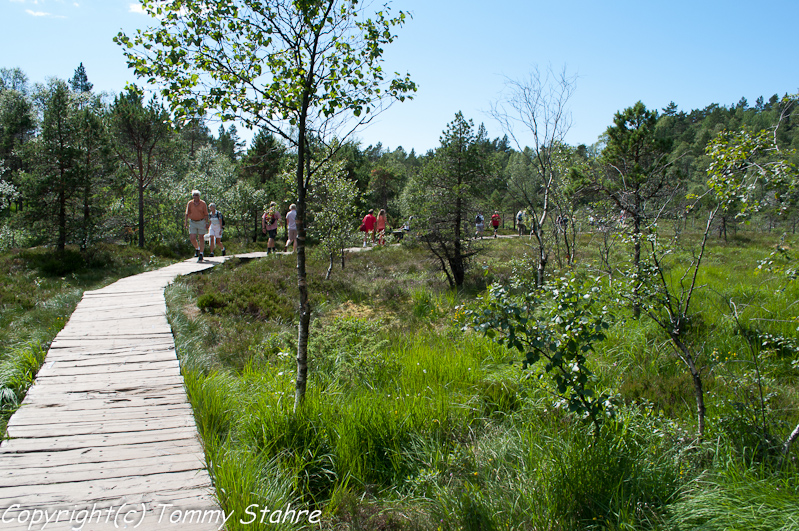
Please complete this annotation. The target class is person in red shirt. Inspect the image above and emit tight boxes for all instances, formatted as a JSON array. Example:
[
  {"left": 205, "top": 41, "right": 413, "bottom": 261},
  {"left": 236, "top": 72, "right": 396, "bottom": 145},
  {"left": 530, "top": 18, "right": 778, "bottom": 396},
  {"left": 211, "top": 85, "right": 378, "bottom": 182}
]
[
  {"left": 376, "top": 209, "right": 388, "bottom": 245},
  {"left": 491, "top": 211, "right": 501, "bottom": 238},
  {"left": 361, "top": 209, "right": 377, "bottom": 247}
]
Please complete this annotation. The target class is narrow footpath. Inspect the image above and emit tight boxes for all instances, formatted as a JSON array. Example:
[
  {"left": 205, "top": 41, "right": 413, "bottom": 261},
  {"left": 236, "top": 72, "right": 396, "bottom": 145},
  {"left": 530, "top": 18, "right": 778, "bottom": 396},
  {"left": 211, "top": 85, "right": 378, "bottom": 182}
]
[{"left": 0, "top": 254, "right": 262, "bottom": 531}]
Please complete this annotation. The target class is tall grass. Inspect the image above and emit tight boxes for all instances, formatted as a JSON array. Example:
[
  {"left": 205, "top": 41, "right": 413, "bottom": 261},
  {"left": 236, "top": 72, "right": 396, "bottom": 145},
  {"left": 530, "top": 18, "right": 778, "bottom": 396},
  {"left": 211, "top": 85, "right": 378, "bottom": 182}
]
[
  {"left": 0, "top": 343, "right": 46, "bottom": 438},
  {"left": 164, "top": 231, "right": 799, "bottom": 530},
  {"left": 669, "top": 461, "right": 799, "bottom": 531}
]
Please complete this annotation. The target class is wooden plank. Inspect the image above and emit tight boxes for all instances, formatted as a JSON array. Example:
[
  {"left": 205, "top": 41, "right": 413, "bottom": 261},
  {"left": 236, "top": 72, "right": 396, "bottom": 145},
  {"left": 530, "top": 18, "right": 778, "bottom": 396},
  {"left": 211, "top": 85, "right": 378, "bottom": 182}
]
[
  {"left": 27, "top": 370, "right": 184, "bottom": 386},
  {"left": 0, "top": 452, "right": 205, "bottom": 487},
  {"left": 70, "top": 301, "right": 166, "bottom": 313},
  {"left": 47, "top": 340, "right": 175, "bottom": 351},
  {"left": 19, "top": 389, "right": 188, "bottom": 407},
  {"left": 35, "top": 359, "right": 180, "bottom": 377},
  {"left": 4, "top": 456, "right": 206, "bottom": 486},
  {"left": 0, "top": 427, "right": 201, "bottom": 453},
  {"left": 8, "top": 403, "right": 193, "bottom": 425},
  {"left": 7, "top": 414, "right": 198, "bottom": 438},
  {"left": 0, "top": 470, "right": 212, "bottom": 505},
  {"left": 11, "top": 393, "right": 189, "bottom": 412},
  {"left": 25, "top": 379, "right": 186, "bottom": 396},
  {"left": 56, "top": 315, "right": 171, "bottom": 328},
  {"left": 65, "top": 312, "right": 168, "bottom": 323},
  {"left": 55, "top": 331, "right": 175, "bottom": 340},
  {"left": 43, "top": 347, "right": 177, "bottom": 361},
  {"left": 0, "top": 440, "right": 204, "bottom": 468}
]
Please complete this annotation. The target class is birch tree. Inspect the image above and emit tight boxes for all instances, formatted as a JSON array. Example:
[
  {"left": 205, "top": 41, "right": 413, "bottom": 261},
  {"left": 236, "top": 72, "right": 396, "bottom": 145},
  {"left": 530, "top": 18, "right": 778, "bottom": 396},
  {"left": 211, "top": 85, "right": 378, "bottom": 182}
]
[
  {"left": 117, "top": 0, "right": 415, "bottom": 411},
  {"left": 491, "top": 65, "right": 576, "bottom": 287}
]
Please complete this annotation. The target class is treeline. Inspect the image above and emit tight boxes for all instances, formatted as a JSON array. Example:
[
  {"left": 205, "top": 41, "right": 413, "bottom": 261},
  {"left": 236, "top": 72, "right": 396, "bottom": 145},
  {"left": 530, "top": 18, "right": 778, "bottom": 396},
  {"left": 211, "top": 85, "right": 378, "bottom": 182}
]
[{"left": 1, "top": 64, "right": 797, "bottom": 266}]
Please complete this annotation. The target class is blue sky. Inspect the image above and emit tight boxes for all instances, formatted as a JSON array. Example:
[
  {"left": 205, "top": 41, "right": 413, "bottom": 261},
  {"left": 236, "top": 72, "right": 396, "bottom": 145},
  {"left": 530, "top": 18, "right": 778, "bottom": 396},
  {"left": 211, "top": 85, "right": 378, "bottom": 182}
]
[{"left": 2, "top": 0, "right": 797, "bottom": 153}]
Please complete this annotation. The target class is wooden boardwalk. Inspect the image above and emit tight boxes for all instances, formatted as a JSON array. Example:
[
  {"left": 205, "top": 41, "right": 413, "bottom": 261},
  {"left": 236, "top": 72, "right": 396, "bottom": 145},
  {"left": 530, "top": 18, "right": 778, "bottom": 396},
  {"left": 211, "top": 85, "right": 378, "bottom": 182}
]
[{"left": 0, "top": 255, "right": 251, "bottom": 531}]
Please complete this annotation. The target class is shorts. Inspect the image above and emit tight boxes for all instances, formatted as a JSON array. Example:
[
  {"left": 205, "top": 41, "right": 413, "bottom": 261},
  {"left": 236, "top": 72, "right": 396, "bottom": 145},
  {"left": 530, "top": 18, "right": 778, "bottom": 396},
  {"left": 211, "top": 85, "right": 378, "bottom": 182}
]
[
  {"left": 266, "top": 228, "right": 277, "bottom": 239},
  {"left": 188, "top": 219, "right": 207, "bottom": 235},
  {"left": 287, "top": 228, "right": 297, "bottom": 242},
  {"left": 209, "top": 225, "right": 223, "bottom": 238},
  {"left": 475, "top": 223, "right": 484, "bottom": 232}
]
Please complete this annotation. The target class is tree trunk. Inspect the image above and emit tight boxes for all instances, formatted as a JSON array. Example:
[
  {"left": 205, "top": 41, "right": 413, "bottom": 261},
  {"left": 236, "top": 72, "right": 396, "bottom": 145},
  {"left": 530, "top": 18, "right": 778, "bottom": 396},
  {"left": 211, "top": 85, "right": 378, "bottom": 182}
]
[
  {"left": 532, "top": 222, "right": 547, "bottom": 288},
  {"left": 57, "top": 184, "right": 66, "bottom": 252},
  {"left": 674, "top": 336, "right": 706, "bottom": 440},
  {"left": 326, "top": 251, "right": 333, "bottom": 280},
  {"left": 633, "top": 215, "right": 641, "bottom": 319},
  {"left": 782, "top": 422, "right": 799, "bottom": 466},
  {"left": 137, "top": 177, "right": 145, "bottom": 248},
  {"left": 294, "top": 110, "right": 311, "bottom": 414},
  {"left": 453, "top": 195, "right": 464, "bottom": 287},
  {"left": 81, "top": 169, "right": 91, "bottom": 251},
  {"left": 691, "top": 368, "right": 706, "bottom": 440}
]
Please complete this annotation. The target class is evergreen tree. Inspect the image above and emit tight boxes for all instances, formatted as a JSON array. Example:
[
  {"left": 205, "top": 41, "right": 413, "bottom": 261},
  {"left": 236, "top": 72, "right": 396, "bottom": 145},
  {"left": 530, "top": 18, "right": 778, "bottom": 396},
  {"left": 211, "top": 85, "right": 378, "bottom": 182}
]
[
  {"left": 405, "top": 112, "right": 491, "bottom": 287},
  {"left": 108, "top": 87, "right": 174, "bottom": 248},
  {"left": 23, "top": 80, "right": 80, "bottom": 250},
  {"left": 0, "top": 70, "right": 35, "bottom": 188},
  {"left": 69, "top": 63, "right": 93, "bottom": 93},
  {"left": 594, "top": 101, "right": 676, "bottom": 316},
  {"left": 216, "top": 124, "right": 242, "bottom": 163}
]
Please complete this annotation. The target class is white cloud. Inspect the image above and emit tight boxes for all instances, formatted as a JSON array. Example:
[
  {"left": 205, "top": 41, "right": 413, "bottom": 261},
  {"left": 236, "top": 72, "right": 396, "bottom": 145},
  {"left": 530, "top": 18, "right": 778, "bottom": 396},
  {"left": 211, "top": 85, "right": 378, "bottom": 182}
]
[
  {"left": 25, "top": 8, "right": 65, "bottom": 18},
  {"left": 129, "top": 3, "right": 145, "bottom": 14}
]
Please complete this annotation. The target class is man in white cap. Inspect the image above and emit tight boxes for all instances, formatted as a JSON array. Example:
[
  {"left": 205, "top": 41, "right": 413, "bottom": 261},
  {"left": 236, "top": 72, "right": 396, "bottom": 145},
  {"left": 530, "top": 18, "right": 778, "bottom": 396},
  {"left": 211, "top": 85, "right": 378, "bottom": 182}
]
[{"left": 184, "top": 189, "right": 209, "bottom": 262}]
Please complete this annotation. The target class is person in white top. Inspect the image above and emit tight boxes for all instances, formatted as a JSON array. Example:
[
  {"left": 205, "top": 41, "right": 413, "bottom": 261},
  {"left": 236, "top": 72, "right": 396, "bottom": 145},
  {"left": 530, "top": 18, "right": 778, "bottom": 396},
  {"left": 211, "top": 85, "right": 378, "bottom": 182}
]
[
  {"left": 285, "top": 203, "right": 297, "bottom": 253},
  {"left": 207, "top": 203, "right": 226, "bottom": 257}
]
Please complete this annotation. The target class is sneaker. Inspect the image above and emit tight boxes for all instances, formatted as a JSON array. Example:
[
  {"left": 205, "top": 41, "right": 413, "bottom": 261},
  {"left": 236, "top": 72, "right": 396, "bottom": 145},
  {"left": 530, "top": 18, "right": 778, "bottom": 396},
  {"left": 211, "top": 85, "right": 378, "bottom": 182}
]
[
  {"left": 221, "top": 249, "right": 226, "bottom": 256},
  {"left": 194, "top": 248, "right": 199, "bottom": 257},
  {"left": 198, "top": 253, "right": 203, "bottom": 262},
  {"left": 208, "top": 252, "right": 214, "bottom": 257}
]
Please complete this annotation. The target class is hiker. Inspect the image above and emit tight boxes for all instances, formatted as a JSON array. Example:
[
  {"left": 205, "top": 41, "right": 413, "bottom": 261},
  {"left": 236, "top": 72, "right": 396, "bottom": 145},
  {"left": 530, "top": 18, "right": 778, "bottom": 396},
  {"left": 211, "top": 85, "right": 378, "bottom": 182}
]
[
  {"left": 516, "top": 209, "right": 526, "bottom": 236},
  {"left": 207, "top": 203, "right": 226, "bottom": 257},
  {"left": 285, "top": 203, "right": 297, "bottom": 253},
  {"left": 361, "top": 208, "right": 377, "bottom": 247},
  {"left": 184, "top": 189, "right": 209, "bottom": 262},
  {"left": 474, "top": 212, "right": 485, "bottom": 239},
  {"left": 491, "top": 211, "right": 501, "bottom": 238},
  {"left": 376, "top": 209, "right": 388, "bottom": 245},
  {"left": 262, "top": 201, "right": 282, "bottom": 255}
]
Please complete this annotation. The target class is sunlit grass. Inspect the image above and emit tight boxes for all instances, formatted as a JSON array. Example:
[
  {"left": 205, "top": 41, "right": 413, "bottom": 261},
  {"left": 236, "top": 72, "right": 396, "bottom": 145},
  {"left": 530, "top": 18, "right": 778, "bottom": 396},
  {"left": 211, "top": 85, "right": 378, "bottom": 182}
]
[{"left": 164, "top": 230, "right": 799, "bottom": 530}]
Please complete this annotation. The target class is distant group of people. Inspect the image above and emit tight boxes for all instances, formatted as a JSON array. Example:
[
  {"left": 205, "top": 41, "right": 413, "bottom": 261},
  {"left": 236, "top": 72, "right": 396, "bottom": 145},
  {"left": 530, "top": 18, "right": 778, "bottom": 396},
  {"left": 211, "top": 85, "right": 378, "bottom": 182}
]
[
  {"left": 186, "top": 188, "right": 565, "bottom": 261},
  {"left": 473, "top": 211, "right": 502, "bottom": 239},
  {"left": 184, "top": 189, "right": 226, "bottom": 262},
  {"left": 359, "top": 209, "right": 416, "bottom": 246},
  {"left": 360, "top": 208, "right": 388, "bottom": 246},
  {"left": 184, "top": 190, "right": 298, "bottom": 262},
  {"left": 261, "top": 200, "right": 297, "bottom": 255}
]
